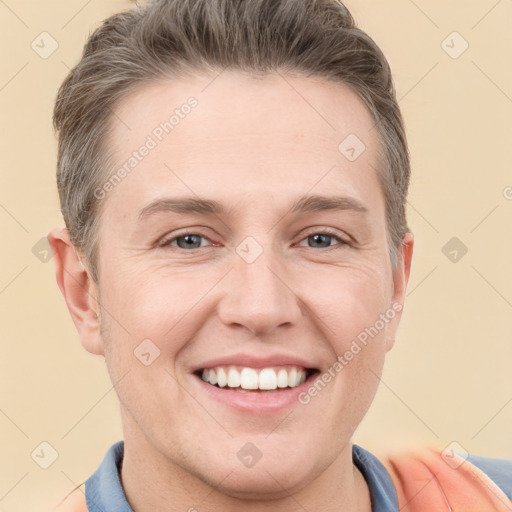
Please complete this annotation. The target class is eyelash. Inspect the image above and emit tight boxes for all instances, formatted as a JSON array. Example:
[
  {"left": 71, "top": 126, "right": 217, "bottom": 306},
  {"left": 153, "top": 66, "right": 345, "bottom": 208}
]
[{"left": 158, "top": 228, "right": 351, "bottom": 251}]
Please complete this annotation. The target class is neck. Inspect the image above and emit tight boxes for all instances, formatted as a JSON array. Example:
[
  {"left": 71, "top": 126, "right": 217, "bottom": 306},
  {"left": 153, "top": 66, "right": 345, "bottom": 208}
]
[{"left": 120, "top": 412, "right": 371, "bottom": 512}]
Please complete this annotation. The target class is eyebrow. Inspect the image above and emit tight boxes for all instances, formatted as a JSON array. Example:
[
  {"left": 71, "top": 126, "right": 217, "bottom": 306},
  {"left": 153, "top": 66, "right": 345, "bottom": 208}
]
[{"left": 137, "top": 194, "right": 369, "bottom": 221}]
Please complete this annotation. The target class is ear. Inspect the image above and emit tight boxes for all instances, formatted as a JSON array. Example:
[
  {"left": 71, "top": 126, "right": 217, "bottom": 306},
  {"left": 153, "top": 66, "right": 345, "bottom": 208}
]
[
  {"left": 385, "top": 231, "right": 414, "bottom": 352},
  {"left": 48, "top": 227, "right": 104, "bottom": 356}
]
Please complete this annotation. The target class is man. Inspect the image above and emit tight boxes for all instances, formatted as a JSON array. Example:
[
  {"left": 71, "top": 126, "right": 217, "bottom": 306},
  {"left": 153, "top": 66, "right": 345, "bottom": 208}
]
[{"left": 48, "top": 0, "right": 512, "bottom": 510}]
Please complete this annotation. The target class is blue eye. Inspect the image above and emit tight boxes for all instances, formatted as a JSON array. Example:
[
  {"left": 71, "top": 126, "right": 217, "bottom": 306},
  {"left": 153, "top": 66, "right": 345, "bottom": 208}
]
[
  {"left": 163, "top": 234, "right": 210, "bottom": 250},
  {"left": 298, "top": 232, "right": 349, "bottom": 249}
]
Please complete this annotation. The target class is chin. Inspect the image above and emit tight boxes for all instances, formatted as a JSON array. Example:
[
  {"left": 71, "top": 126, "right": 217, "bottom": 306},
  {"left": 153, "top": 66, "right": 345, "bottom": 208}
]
[{"left": 210, "top": 465, "right": 314, "bottom": 501}]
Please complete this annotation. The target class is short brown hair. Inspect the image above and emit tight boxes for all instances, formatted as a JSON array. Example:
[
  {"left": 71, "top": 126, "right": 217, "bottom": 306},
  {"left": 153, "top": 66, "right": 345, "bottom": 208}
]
[{"left": 53, "top": 0, "right": 410, "bottom": 283}]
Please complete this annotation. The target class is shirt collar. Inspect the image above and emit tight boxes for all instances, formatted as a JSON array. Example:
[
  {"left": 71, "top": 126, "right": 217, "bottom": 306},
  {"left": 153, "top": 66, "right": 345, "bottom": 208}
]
[
  {"left": 353, "top": 444, "right": 400, "bottom": 510},
  {"left": 85, "top": 440, "right": 399, "bottom": 511},
  {"left": 86, "top": 441, "right": 132, "bottom": 512}
]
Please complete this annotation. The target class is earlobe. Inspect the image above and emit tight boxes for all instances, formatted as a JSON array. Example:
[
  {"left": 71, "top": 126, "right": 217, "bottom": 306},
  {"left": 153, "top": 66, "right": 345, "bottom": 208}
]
[{"left": 48, "top": 227, "right": 104, "bottom": 356}]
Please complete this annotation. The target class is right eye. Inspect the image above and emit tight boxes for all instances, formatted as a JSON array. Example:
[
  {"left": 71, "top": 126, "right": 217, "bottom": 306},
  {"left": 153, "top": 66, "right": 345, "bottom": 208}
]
[{"left": 159, "top": 232, "right": 214, "bottom": 250}]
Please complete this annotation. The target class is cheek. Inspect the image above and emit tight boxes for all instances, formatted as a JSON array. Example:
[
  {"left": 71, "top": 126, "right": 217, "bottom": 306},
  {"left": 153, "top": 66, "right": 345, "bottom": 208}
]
[
  {"left": 310, "top": 265, "right": 391, "bottom": 349},
  {"left": 306, "top": 264, "right": 390, "bottom": 405},
  {"left": 99, "top": 267, "right": 219, "bottom": 383},
  {"left": 102, "top": 265, "right": 201, "bottom": 334},
  {"left": 318, "top": 289, "right": 389, "bottom": 438}
]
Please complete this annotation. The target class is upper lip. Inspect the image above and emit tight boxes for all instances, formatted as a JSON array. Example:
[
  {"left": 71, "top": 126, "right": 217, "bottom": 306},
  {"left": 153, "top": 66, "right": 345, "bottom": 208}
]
[{"left": 191, "top": 353, "right": 319, "bottom": 373}]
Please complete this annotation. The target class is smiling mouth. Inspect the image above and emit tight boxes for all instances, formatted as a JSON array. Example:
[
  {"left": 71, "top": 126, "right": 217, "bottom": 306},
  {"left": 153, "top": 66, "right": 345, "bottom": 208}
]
[{"left": 193, "top": 365, "right": 320, "bottom": 393}]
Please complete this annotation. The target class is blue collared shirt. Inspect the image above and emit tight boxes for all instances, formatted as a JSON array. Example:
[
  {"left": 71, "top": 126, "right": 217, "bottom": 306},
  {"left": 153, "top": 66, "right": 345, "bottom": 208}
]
[{"left": 85, "top": 440, "right": 512, "bottom": 511}]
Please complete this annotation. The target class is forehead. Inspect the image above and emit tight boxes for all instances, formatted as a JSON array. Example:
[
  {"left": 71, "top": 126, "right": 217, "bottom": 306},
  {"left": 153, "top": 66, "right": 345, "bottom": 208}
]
[{"left": 103, "top": 70, "right": 383, "bottom": 216}]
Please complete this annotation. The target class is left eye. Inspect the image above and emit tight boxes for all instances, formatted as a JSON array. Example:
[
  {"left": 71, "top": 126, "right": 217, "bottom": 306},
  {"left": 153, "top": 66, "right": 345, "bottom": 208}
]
[
  {"left": 297, "top": 232, "right": 348, "bottom": 249},
  {"left": 161, "top": 231, "right": 348, "bottom": 250}
]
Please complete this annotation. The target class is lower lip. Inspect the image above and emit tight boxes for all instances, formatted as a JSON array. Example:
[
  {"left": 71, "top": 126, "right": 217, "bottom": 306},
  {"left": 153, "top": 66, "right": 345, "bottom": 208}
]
[{"left": 192, "top": 373, "right": 318, "bottom": 414}]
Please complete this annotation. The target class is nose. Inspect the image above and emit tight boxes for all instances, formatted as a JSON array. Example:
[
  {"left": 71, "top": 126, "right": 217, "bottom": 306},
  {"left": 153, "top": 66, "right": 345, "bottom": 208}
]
[{"left": 216, "top": 243, "right": 303, "bottom": 336}]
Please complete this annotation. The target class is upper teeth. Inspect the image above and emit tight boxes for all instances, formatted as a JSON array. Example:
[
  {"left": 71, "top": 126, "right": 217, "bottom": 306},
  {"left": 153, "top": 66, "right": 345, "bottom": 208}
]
[{"left": 200, "top": 366, "right": 308, "bottom": 390}]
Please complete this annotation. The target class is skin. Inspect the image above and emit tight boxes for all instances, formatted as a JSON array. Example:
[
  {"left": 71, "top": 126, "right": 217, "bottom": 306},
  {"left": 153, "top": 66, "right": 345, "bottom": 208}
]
[{"left": 49, "top": 70, "right": 413, "bottom": 512}]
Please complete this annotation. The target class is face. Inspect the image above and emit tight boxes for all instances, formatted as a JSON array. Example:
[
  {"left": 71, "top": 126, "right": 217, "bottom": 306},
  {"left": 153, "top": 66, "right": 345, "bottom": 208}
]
[{"left": 52, "top": 70, "right": 412, "bottom": 497}]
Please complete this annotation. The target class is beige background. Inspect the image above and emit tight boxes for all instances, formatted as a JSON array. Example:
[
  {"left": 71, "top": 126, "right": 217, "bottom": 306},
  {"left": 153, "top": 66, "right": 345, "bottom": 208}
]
[{"left": 1, "top": 0, "right": 511, "bottom": 510}]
